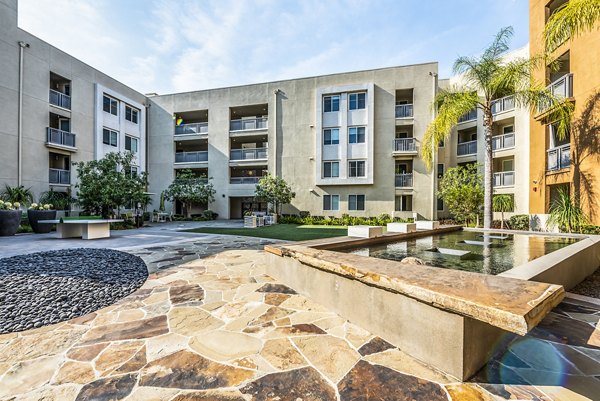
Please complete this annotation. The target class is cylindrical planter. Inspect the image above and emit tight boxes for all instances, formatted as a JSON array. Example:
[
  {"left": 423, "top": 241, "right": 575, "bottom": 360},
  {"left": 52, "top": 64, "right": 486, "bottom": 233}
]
[
  {"left": 0, "top": 210, "right": 22, "bottom": 236},
  {"left": 27, "top": 209, "right": 57, "bottom": 234}
]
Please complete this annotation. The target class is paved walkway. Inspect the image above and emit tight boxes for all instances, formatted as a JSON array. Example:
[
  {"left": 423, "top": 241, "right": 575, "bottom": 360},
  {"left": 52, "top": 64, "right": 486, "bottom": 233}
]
[{"left": 0, "top": 242, "right": 599, "bottom": 400}]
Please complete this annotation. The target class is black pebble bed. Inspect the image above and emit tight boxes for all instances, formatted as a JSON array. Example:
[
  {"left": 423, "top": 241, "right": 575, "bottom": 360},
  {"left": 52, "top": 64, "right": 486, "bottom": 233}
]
[{"left": 0, "top": 248, "right": 148, "bottom": 334}]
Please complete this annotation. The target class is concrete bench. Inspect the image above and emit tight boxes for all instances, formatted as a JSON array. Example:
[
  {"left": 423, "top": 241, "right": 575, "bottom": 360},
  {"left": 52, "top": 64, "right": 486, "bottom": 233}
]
[
  {"left": 415, "top": 220, "right": 440, "bottom": 230},
  {"left": 387, "top": 222, "right": 417, "bottom": 233},
  {"left": 348, "top": 225, "right": 383, "bottom": 238},
  {"left": 39, "top": 219, "right": 123, "bottom": 240}
]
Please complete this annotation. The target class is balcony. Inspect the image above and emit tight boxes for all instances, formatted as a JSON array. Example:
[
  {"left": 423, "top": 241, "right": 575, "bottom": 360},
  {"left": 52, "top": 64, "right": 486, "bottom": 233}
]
[
  {"left": 457, "top": 140, "right": 477, "bottom": 156},
  {"left": 395, "top": 104, "right": 413, "bottom": 119},
  {"left": 458, "top": 109, "right": 477, "bottom": 123},
  {"left": 491, "top": 95, "right": 515, "bottom": 115},
  {"left": 547, "top": 144, "right": 571, "bottom": 171},
  {"left": 230, "top": 176, "right": 261, "bottom": 184},
  {"left": 395, "top": 173, "right": 413, "bottom": 188},
  {"left": 46, "top": 128, "right": 76, "bottom": 149},
  {"left": 492, "top": 133, "right": 515, "bottom": 151},
  {"left": 175, "top": 122, "right": 208, "bottom": 136},
  {"left": 175, "top": 151, "right": 208, "bottom": 163},
  {"left": 493, "top": 171, "right": 515, "bottom": 187},
  {"left": 230, "top": 117, "right": 268, "bottom": 132},
  {"left": 538, "top": 74, "right": 574, "bottom": 113},
  {"left": 230, "top": 147, "right": 268, "bottom": 161},
  {"left": 49, "top": 89, "right": 71, "bottom": 110},
  {"left": 49, "top": 168, "right": 70, "bottom": 185},
  {"left": 393, "top": 138, "right": 417, "bottom": 154}
]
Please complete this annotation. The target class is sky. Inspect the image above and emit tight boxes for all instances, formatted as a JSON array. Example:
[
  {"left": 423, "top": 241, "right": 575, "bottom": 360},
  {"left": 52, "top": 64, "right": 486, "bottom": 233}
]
[{"left": 18, "top": 0, "right": 529, "bottom": 95}]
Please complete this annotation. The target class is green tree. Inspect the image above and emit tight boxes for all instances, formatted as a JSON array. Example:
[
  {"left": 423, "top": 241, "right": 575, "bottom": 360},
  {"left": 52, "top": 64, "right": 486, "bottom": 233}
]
[
  {"left": 163, "top": 169, "right": 215, "bottom": 218},
  {"left": 437, "top": 164, "right": 484, "bottom": 227},
  {"left": 74, "top": 152, "right": 148, "bottom": 218},
  {"left": 492, "top": 194, "right": 514, "bottom": 229},
  {"left": 423, "top": 26, "right": 572, "bottom": 229},
  {"left": 255, "top": 174, "right": 296, "bottom": 215},
  {"left": 1, "top": 185, "right": 33, "bottom": 206},
  {"left": 543, "top": 0, "right": 600, "bottom": 52},
  {"left": 548, "top": 187, "right": 587, "bottom": 233}
]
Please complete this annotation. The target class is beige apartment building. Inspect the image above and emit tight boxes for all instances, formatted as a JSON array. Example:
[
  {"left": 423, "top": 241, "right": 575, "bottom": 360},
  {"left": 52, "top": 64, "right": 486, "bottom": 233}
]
[{"left": 1, "top": 0, "right": 532, "bottom": 221}]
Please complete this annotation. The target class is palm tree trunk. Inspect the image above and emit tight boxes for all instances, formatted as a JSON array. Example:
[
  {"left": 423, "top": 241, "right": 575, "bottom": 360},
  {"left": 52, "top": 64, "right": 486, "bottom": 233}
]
[{"left": 483, "top": 108, "right": 494, "bottom": 229}]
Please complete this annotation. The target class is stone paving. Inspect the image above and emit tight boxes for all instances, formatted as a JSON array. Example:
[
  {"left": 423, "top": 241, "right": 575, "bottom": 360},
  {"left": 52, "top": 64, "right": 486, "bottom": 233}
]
[{"left": 0, "top": 245, "right": 598, "bottom": 400}]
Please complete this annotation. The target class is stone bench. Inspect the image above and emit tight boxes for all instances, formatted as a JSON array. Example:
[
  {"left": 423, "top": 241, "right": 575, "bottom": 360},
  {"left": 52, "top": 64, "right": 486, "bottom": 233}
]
[
  {"left": 347, "top": 225, "right": 383, "bottom": 238},
  {"left": 39, "top": 219, "right": 123, "bottom": 240},
  {"left": 387, "top": 222, "right": 417, "bottom": 233},
  {"left": 415, "top": 220, "right": 440, "bottom": 230}
]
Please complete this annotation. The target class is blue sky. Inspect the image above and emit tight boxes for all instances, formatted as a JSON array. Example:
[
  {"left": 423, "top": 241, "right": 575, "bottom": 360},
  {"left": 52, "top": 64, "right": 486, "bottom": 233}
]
[{"left": 18, "top": 0, "right": 529, "bottom": 95}]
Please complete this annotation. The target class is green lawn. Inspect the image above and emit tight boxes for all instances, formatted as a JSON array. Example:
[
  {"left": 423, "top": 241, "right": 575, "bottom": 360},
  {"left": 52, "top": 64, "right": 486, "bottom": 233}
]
[{"left": 183, "top": 224, "right": 348, "bottom": 241}]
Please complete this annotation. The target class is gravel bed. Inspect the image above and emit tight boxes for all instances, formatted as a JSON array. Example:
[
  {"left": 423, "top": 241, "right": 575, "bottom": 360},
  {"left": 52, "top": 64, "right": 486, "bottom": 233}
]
[
  {"left": 0, "top": 248, "right": 147, "bottom": 334},
  {"left": 570, "top": 268, "right": 600, "bottom": 299}
]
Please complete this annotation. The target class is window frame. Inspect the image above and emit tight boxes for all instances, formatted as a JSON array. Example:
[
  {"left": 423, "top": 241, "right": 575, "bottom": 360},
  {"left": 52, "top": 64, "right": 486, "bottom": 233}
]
[
  {"left": 125, "top": 105, "right": 139, "bottom": 124},
  {"left": 348, "top": 126, "right": 366, "bottom": 144},
  {"left": 395, "top": 195, "right": 413, "bottom": 212},
  {"left": 103, "top": 95, "right": 118, "bottom": 116},
  {"left": 323, "top": 95, "right": 340, "bottom": 112},
  {"left": 323, "top": 161, "right": 340, "bottom": 178},
  {"left": 348, "top": 194, "right": 365, "bottom": 211},
  {"left": 102, "top": 128, "right": 118, "bottom": 147},
  {"left": 323, "top": 194, "right": 340, "bottom": 211},
  {"left": 348, "top": 92, "right": 366, "bottom": 110},
  {"left": 348, "top": 160, "right": 366, "bottom": 178},
  {"left": 323, "top": 128, "right": 340, "bottom": 145},
  {"left": 125, "top": 135, "right": 139, "bottom": 153}
]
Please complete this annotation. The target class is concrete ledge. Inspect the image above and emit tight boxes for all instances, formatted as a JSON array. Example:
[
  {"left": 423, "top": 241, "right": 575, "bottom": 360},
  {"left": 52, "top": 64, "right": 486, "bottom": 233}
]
[
  {"left": 416, "top": 220, "right": 440, "bottom": 230},
  {"left": 387, "top": 222, "right": 417, "bottom": 233},
  {"left": 348, "top": 225, "right": 383, "bottom": 238}
]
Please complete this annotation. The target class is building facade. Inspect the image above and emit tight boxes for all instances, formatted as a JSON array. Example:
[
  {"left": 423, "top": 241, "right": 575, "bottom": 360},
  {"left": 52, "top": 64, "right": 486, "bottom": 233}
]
[{"left": 529, "top": 0, "right": 600, "bottom": 225}]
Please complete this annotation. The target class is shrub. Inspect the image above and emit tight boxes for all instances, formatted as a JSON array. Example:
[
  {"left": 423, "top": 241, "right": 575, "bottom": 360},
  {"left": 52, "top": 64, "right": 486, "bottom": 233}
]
[
  {"left": 509, "top": 214, "right": 529, "bottom": 231},
  {"left": 203, "top": 210, "right": 218, "bottom": 220},
  {"left": 579, "top": 224, "right": 600, "bottom": 235}
]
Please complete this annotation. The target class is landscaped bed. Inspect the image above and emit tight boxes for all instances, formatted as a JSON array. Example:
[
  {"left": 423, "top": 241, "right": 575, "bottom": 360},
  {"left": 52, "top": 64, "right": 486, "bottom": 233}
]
[{"left": 184, "top": 224, "right": 348, "bottom": 241}]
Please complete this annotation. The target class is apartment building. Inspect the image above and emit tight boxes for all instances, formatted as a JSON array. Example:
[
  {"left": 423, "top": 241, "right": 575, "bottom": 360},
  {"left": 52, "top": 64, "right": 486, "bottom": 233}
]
[
  {"left": 529, "top": 0, "right": 600, "bottom": 226},
  {"left": 0, "top": 0, "right": 147, "bottom": 200}
]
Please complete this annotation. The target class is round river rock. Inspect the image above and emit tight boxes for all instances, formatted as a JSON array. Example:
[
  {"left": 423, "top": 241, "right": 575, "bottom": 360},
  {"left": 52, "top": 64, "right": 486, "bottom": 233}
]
[{"left": 0, "top": 248, "right": 148, "bottom": 334}]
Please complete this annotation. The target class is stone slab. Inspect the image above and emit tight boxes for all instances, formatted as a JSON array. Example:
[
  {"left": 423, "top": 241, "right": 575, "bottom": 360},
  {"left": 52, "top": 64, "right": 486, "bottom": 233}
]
[
  {"left": 347, "top": 225, "right": 383, "bottom": 238},
  {"left": 387, "top": 222, "right": 417, "bottom": 233}
]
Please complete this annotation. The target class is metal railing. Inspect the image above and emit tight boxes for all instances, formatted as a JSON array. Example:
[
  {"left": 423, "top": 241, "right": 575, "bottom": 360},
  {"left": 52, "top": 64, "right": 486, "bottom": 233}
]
[
  {"left": 491, "top": 95, "right": 515, "bottom": 114},
  {"left": 174, "top": 122, "right": 208, "bottom": 135},
  {"left": 49, "top": 89, "right": 71, "bottom": 109},
  {"left": 547, "top": 144, "right": 571, "bottom": 171},
  {"left": 457, "top": 140, "right": 477, "bottom": 156},
  {"left": 493, "top": 171, "right": 515, "bottom": 187},
  {"left": 49, "top": 168, "right": 70, "bottom": 185},
  {"left": 46, "top": 127, "right": 76, "bottom": 148},
  {"left": 395, "top": 173, "right": 413, "bottom": 188},
  {"left": 492, "top": 133, "right": 515, "bottom": 151},
  {"left": 538, "top": 74, "right": 574, "bottom": 112},
  {"left": 230, "top": 117, "right": 268, "bottom": 131},
  {"left": 393, "top": 138, "right": 416, "bottom": 152},
  {"left": 230, "top": 176, "right": 261, "bottom": 184},
  {"left": 458, "top": 109, "right": 477, "bottom": 123},
  {"left": 395, "top": 104, "right": 413, "bottom": 118},
  {"left": 230, "top": 147, "right": 268, "bottom": 161},
  {"left": 175, "top": 151, "right": 208, "bottom": 163}
]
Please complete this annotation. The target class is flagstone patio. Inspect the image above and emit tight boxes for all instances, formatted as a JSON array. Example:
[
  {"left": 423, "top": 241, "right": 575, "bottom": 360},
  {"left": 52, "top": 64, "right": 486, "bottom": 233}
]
[{"left": 0, "top": 247, "right": 599, "bottom": 401}]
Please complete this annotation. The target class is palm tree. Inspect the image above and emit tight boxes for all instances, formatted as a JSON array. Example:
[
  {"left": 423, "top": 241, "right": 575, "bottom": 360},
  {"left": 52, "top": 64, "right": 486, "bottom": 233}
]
[
  {"left": 422, "top": 26, "right": 572, "bottom": 229},
  {"left": 548, "top": 187, "right": 587, "bottom": 233},
  {"left": 492, "top": 194, "right": 514, "bottom": 229},
  {"left": 543, "top": 0, "right": 600, "bottom": 52}
]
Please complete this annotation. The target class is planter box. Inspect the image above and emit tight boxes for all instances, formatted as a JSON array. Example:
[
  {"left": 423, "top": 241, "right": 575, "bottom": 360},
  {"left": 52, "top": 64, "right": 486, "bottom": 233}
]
[
  {"left": 415, "top": 220, "right": 440, "bottom": 230},
  {"left": 387, "top": 223, "right": 417, "bottom": 233},
  {"left": 0, "top": 210, "right": 21, "bottom": 236},
  {"left": 28, "top": 209, "right": 57, "bottom": 233},
  {"left": 348, "top": 225, "right": 383, "bottom": 238}
]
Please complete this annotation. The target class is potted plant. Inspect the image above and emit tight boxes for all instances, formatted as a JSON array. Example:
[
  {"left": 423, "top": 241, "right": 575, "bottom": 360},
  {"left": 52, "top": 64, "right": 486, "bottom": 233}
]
[
  {"left": 27, "top": 203, "right": 57, "bottom": 234},
  {"left": 0, "top": 200, "right": 21, "bottom": 236}
]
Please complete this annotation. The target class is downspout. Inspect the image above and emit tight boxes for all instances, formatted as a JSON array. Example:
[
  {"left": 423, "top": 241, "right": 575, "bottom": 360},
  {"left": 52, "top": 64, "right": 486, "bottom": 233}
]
[
  {"left": 429, "top": 71, "right": 438, "bottom": 220},
  {"left": 272, "top": 89, "right": 280, "bottom": 177},
  {"left": 17, "top": 41, "right": 29, "bottom": 186}
]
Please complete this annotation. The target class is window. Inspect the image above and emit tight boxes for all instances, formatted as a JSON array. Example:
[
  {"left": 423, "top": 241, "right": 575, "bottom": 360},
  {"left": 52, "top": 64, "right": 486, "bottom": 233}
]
[
  {"left": 503, "top": 125, "right": 514, "bottom": 134},
  {"left": 323, "top": 195, "right": 340, "bottom": 211},
  {"left": 103, "top": 95, "right": 118, "bottom": 116},
  {"left": 102, "top": 128, "right": 118, "bottom": 147},
  {"left": 349, "top": 195, "right": 365, "bottom": 211},
  {"left": 125, "top": 136, "right": 138, "bottom": 153},
  {"left": 437, "top": 197, "right": 444, "bottom": 211},
  {"left": 348, "top": 127, "right": 366, "bottom": 144},
  {"left": 323, "top": 128, "right": 340, "bottom": 145},
  {"left": 129, "top": 166, "right": 138, "bottom": 177},
  {"left": 439, "top": 139, "right": 445, "bottom": 147},
  {"left": 323, "top": 95, "right": 340, "bottom": 112},
  {"left": 349, "top": 160, "right": 366, "bottom": 177},
  {"left": 395, "top": 195, "right": 413, "bottom": 211},
  {"left": 125, "top": 106, "right": 139, "bottom": 124},
  {"left": 349, "top": 93, "right": 366, "bottom": 110},
  {"left": 323, "top": 161, "right": 340, "bottom": 178},
  {"left": 437, "top": 163, "right": 444, "bottom": 179}
]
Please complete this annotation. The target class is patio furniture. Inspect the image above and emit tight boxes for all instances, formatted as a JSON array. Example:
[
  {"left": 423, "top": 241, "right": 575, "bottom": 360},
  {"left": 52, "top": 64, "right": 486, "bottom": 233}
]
[
  {"left": 348, "top": 225, "right": 384, "bottom": 238},
  {"left": 387, "top": 222, "right": 417, "bottom": 233},
  {"left": 39, "top": 219, "right": 123, "bottom": 240}
]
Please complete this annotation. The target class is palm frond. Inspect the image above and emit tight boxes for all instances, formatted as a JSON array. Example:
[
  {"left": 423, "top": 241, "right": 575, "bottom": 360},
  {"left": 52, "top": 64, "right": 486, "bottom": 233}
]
[
  {"left": 421, "top": 89, "right": 480, "bottom": 169},
  {"left": 544, "top": 0, "right": 600, "bottom": 52},
  {"left": 482, "top": 26, "right": 514, "bottom": 60}
]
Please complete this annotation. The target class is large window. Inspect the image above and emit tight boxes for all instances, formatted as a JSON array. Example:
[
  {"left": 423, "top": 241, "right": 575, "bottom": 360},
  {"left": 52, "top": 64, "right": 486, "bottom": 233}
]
[
  {"left": 348, "top": 127, "right": 366, "bottom": 144},
  {"left": 323, "top": 161, "right": 340, "bottom": 178},
  {"left": 323, "top": 128, "right": 339, "bottom": 145},
  {"left": 349, "top": 92, "right": 366, "bottom": 110},
  {"left": 348, "top": 160, "right": 366, "bottom": 177},
  {"left": 437, "top": 163, "right": 444, "bottom": 179},
  {"left": 102, "top": 128, "right": 118, "bottom": 147},
  {"left": 437, "top": 197, "right": 444, "bottom": 211},
  {"left": 395, "top": 195, "right": 413, "bottom": 211},
  {"left": 125, "top": 136, "right": 138, "bottom": 153},
  {"left": 349, "top": 195, "right": 365, "bottom": 211},
  {"left": 323, "top": 95, "right": 340, "bottom": 112},
  {"left": 125, "top": 105, "right": 139, "bottom": 124},
  {"left": 323, "top": 194, "right": 340, "bottom": 211},
  {"left": 103, "top": 95, "right": 118, "bottom": 116}
]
